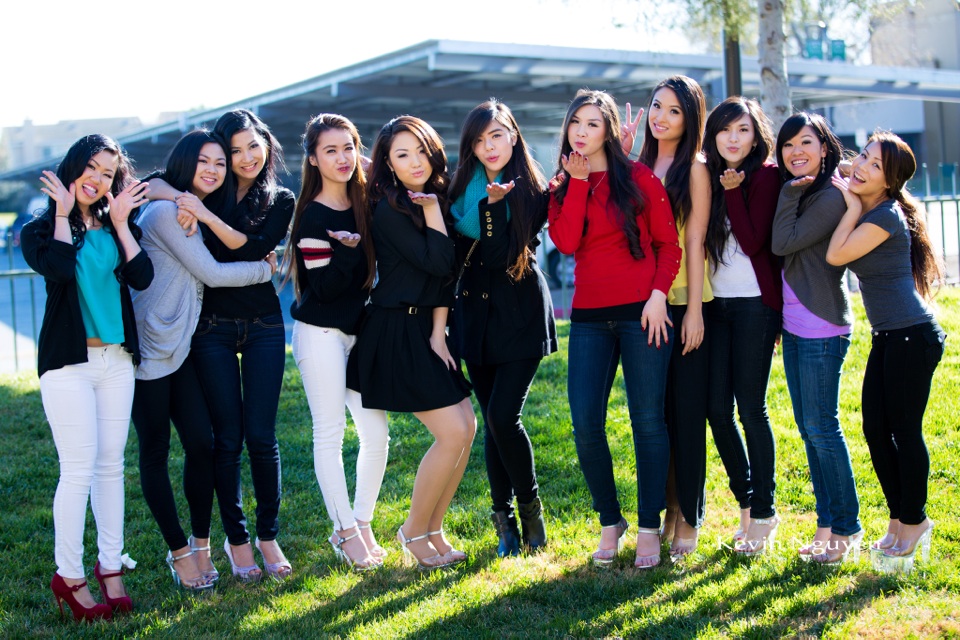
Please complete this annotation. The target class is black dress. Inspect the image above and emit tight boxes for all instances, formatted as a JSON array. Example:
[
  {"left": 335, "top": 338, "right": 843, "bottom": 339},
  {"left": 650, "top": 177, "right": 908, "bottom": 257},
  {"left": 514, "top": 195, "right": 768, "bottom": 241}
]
[{"left": 350, "top": 199, "right": 471, "bottom": 412}]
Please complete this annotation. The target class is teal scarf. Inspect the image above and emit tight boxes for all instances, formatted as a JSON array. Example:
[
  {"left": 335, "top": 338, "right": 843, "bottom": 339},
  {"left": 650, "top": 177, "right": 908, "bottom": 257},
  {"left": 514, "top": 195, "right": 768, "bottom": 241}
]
[{"left": 450, "top": 165, "right": 510, "bottom": 239}]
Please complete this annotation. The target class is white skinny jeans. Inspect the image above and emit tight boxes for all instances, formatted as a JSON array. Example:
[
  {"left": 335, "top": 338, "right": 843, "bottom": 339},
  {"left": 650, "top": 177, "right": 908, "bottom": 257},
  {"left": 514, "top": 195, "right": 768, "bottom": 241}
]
[
  {"left": 39, "top": 344, "right": 134, "bottom": 578},
  {"left": 292, "top": 321, "right": 389, "bottom": 531}
]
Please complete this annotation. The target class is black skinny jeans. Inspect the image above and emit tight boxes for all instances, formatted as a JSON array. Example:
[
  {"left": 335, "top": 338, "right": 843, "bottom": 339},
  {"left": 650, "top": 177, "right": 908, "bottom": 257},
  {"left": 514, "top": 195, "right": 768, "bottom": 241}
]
[
  {"left": 862, "top": 320, "right": 945, "bottom": 525},
  {"left": 706, "top": 296, "right": 781, "bottom": 519},
  {"left": 467, "top": 358, "right": 542, "bottom": 514},
  {"left": 665, "top": 303, "right": 710, "bottom": 529},
  {"left": 131, "top": 354, "right": 216, "bottom": 551}
]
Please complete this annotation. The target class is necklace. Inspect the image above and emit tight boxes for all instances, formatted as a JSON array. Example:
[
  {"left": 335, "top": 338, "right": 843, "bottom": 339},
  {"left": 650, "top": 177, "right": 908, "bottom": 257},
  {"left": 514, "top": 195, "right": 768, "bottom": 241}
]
[{"left": 589, "top": 171, "right": 608, "bottom": 196}]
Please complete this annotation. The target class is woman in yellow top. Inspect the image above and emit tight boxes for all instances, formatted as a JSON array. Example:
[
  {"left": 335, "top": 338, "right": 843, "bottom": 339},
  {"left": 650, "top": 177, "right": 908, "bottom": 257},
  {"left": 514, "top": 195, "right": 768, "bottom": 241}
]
[{"left": 637, "top": 75, "right": 712, "bottom": 560}]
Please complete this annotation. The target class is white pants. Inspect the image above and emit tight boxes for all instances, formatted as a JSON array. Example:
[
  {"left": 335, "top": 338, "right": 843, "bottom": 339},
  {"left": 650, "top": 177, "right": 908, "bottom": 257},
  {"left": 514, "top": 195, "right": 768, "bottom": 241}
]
[
  {"left": 292, "top": 321, "right": 389, "bottom": 531},
  {"left": 39, "top": 344, "right": 134, "bottom": 578}
]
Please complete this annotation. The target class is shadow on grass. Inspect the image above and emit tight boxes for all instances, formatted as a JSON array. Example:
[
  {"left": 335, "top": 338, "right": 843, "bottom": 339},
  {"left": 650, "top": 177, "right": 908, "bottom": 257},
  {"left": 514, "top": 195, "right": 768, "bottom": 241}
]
[
  {"left": 3, "top": 297, "right": 958, "bottom": 638},
  {"left": 139, "top": 545, "right": 898, "bottom": 639}
]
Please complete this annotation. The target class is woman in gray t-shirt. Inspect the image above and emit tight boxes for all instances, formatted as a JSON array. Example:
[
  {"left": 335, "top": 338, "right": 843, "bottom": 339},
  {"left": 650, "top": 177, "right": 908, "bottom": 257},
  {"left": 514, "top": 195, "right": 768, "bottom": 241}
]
[{"left": 827, "top": 131, "right": 945, "bottom": 575}]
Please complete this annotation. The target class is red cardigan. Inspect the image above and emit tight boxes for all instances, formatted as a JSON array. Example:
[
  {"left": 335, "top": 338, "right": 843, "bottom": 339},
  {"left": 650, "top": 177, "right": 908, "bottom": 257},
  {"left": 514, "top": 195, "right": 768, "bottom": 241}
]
[
  {"left": 721, "top": 162, "right": 783, "bottom": 312},
  {"left": 548, "top": 161, "right": 681, "bottom": 310}
]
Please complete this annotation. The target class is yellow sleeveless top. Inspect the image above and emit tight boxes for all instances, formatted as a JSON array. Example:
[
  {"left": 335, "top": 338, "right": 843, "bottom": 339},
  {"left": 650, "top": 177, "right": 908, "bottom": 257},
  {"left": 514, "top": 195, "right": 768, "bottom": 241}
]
[{"left": 667, "top": 220, "right": 714, "bottom": 305}]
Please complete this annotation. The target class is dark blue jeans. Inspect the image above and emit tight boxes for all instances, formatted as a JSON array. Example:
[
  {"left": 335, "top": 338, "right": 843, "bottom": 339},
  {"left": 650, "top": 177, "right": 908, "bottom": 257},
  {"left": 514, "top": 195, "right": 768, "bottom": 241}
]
[
  {"left": 568, "top": 319, "right": 672, "bottom": 530},
  {"left": 192, "top": 313, "right": 286, "bottom": 545},
  {"left": 862, "top": 321, "right": 945, "bottom": 525},
  {"left": 706, "top": 296, "right": 780, "bottom": 519},
  {"left": 782, "top": 330, "right": 860, "bottom": 536}
]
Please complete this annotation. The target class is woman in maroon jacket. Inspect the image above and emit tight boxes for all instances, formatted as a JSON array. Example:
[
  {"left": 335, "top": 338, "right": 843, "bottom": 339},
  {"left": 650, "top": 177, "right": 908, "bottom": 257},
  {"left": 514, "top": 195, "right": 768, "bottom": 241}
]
[
  {"left": 548, "top": 89, "right": 680, "bottom": 569},
  {"left": 702, "top": 97, "right": 783, "bottom": 556}
]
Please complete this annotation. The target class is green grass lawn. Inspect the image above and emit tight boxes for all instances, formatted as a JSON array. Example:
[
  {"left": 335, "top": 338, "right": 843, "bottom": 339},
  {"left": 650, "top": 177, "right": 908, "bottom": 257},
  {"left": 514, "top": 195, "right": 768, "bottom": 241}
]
[{"left": 1, "top": 289, "right": 959, "bottom": 639}]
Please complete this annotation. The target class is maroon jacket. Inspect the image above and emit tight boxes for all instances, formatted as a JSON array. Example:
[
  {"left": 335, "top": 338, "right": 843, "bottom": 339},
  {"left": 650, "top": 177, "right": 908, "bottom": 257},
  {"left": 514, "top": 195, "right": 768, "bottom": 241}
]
[{"left": 721, "top": 162, "right": 783, "bottom": 312}]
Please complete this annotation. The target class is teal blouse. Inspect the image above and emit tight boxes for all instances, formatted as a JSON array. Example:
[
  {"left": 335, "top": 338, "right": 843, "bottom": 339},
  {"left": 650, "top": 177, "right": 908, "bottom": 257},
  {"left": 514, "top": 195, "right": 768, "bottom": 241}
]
[{"left": 76, "top": 228, "right": 124, "bottom": 343}]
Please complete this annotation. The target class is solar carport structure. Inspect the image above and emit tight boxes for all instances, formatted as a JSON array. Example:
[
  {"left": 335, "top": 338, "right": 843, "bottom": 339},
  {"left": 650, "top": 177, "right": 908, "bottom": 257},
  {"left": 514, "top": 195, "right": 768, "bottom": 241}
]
[{"left": 4, "top": 38, "right": 960, "bottom": 184}]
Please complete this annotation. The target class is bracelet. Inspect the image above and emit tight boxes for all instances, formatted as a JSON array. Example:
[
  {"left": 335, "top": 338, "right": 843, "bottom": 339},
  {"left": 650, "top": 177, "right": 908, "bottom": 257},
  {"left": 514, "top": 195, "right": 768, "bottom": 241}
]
[{"left": 55, "top": 214, "right": 70, "bottom": 219}]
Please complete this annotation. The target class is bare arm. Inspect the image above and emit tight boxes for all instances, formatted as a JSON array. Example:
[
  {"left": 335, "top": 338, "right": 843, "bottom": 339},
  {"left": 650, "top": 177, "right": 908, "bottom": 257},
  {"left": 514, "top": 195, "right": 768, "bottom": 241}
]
[
  {"left": 826, "top": 175, "right": 891, "bottom": 265},
  {"left": 175, "top": 192, "right": 247, "bottom": 249},
  {"left": 681, "top": 160, "right": 710, "bottom": 355},
  {"left": 144, "top": 177, "right": 180, "bottom": 202}
]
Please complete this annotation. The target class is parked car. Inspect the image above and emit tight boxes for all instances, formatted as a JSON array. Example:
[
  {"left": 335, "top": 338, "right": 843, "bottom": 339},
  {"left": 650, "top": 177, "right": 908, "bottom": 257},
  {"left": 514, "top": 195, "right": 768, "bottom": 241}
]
[
  {"left": 10, "top": 212, "right": 32, "bottom": 248},
  {"left": 537, "top": 227, "right": 574, "bottom": 288},
  {"left": 13, "top": 196, "right": 46, "bottom": 247}
]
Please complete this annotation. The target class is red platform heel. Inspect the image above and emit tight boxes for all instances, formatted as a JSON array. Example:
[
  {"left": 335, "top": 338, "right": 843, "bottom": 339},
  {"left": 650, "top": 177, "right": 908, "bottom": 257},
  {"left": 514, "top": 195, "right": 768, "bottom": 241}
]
[
  {"left": 50, "top": 573, "right": 112, "bottom": 622},
  {"left": 94, "top": 562, "right": 133, "bottom": 613}
]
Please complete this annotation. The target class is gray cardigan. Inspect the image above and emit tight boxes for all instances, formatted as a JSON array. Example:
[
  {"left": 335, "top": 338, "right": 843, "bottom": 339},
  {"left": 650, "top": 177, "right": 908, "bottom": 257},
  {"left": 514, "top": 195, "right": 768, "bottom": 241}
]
[
  {"left": 132, "top": 201, "right": 273, "bottom": 380},
  {"left": 771, "top": 181, "right": 852, "bottom": 327}
]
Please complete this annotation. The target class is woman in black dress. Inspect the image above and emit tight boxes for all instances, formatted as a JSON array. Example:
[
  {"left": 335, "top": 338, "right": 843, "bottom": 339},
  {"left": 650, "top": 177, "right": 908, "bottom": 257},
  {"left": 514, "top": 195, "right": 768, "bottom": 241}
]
[{"left": 352, "top": 115, "right": 476, "bottom": 570}]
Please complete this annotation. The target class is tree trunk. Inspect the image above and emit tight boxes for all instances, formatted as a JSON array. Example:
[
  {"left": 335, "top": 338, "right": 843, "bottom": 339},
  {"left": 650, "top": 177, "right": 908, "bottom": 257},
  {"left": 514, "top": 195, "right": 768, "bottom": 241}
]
[{"left": 758, "top": 0, "right": 791, "bottom": 132}]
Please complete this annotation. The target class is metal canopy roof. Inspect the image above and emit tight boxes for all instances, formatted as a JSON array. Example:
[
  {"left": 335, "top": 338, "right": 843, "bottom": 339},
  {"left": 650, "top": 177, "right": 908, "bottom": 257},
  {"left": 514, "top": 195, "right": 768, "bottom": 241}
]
[{"left": 4, "top": 38, "right": 960, "bottom": 184}]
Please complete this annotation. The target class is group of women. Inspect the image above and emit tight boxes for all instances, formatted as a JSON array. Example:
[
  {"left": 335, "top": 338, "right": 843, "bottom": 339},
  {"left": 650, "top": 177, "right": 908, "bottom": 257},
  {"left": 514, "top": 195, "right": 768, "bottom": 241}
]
[{"left": 21, "top": 73, "right": 945, "bottom": 623}]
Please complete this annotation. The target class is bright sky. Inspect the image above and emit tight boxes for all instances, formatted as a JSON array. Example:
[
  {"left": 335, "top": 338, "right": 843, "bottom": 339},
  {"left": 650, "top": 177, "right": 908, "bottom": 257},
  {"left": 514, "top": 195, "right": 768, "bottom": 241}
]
[{"left": 0, "top": 0, "right": 694, "bottom": 129}]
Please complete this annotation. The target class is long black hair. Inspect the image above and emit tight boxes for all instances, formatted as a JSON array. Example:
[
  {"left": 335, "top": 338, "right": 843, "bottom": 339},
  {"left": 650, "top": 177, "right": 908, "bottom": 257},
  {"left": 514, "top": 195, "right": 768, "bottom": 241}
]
[
  {"left": 774, "top": 112, "right": 843, "bottom": 213},
  {"left": 39, "top": 134, "right": 135, "bottom": 248},
  {"left": 637, "top": 75, "right": 706, "bottom": 227},
  {"left": 143, "top": 130, "right": 231, "bottom": 215},
  {"left": 449, "top": 99, "right": 546, "bottom": 280},
  {"left": 553, "top": 89, "right": 646, "bottom": 259},
  {"left": 213, "top": 109, "right": 285, "bottom": 222},
  {"left": 366, "top": 115, "right": 450, "bottom": 229},
  {"left": 703, "top": 97, "right": 774, "bottom": 265}
]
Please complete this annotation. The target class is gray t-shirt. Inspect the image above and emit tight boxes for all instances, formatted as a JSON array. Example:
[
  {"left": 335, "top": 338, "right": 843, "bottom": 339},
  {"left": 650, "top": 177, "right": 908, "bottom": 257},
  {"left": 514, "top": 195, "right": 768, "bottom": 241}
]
[{"left": 847, "top": 199, "right": 934, "bottom": 331}]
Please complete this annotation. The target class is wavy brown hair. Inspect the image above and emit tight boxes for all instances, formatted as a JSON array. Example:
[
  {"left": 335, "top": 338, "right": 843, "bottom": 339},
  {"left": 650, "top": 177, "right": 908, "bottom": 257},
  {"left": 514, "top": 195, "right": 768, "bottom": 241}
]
[{"left": 869, "top": 130, "right": 944, "bottom": 299}]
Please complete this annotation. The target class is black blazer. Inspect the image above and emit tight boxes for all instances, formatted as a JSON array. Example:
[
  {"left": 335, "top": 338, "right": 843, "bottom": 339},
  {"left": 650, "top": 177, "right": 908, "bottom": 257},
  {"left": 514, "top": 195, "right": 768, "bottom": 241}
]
[
  {"left": 21, "top": 214, "right": 154, "bottom": 377},
  {"left": 451, "top": 195, "right": 557, "bottom": 366},
  {"left": 369, "top": 198, "right": 456, "bottom": 309}
]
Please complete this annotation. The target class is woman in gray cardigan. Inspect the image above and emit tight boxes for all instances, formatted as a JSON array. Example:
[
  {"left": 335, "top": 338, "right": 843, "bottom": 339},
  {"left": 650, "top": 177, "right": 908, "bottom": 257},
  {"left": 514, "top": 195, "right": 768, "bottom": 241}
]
[
  {"left": 130, "top": 131, "right": 276, "bottom": 590},
  {"left": 771, "top": 112, "right": 862, "bottom": 564}
]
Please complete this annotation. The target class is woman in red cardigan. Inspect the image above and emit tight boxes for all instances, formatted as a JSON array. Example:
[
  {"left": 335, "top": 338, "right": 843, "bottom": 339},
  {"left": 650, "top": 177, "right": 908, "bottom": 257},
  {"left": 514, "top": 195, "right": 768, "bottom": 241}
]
[
  {"left": 702, "top": 97, "right": 783, "bottom": 556},
  {"left": 548, "top": 89, "right": 680, "bottom": 570}
]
